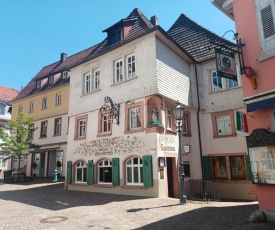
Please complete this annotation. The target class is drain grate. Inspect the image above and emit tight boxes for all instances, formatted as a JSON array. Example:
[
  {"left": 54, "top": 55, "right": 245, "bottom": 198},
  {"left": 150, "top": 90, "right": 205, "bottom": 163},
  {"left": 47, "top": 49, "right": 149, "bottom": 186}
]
[{"left": 40, "top": 216, "right": 68, "bottom": 223}]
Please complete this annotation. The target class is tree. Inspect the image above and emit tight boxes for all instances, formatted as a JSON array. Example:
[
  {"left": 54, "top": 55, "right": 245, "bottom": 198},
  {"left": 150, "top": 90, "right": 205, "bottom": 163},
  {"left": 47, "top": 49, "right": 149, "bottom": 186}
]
[{"left": 0, "top": 113, "right": 40, "bottom": 174}]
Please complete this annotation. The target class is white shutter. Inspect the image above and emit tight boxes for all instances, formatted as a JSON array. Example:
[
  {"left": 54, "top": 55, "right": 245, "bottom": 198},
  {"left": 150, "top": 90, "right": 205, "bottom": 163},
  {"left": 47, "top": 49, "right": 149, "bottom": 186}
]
[{"left": 255, "top": 0, "right": 275, "bottom": 55}]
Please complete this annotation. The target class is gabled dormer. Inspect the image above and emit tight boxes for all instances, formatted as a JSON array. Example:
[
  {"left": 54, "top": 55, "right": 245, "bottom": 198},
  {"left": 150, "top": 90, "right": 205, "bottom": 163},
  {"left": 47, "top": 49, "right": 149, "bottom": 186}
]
[
  {"left": 103, "top": 17, "right": 138, "bottom": 45},
  {"left": 102, "top": 8, "right": 156, "bottom": 46}
]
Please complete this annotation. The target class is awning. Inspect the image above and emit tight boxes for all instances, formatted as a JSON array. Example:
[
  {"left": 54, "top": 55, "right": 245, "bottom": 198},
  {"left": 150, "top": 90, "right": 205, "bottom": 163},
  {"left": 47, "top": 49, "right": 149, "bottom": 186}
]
[
  {"left": 247, "top": 97, "right": 275, "bottom": 112},
  {"left": 29, "top": 146, "right": 60, "bottom": 154}
]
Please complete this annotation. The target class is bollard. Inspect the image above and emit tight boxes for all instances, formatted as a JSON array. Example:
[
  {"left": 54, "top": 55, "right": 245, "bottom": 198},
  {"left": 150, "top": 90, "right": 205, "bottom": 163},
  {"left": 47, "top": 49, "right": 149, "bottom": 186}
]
[{"left": 53, "top": 169, "right": 58, "bottom": 182}]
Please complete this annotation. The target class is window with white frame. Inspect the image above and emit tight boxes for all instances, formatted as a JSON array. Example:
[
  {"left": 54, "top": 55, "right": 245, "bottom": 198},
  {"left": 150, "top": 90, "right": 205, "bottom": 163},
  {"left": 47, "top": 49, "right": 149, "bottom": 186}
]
[
  {"left": 18, "top": 105, "right": 23, "bottom": 115},
  {"left": 254, "top": 0, "right": 275, "bottom": 60},
  {"left": 40, "top": 121, "right": 47, "bottom": 137},
  {"left": 29, "top": 124, "right": 34, "bottom": 140},
  {"left": 98, "top": 160, "right": 112, "bottom": 183},
  {"left": 49, "top": 76, "right": 54, "bottom": 85},
  {"left": 93, "top": 69, "right": 100, "bottom": 91},
  {"left": 0, "top": 104, "right": 5, "bottom": 115},
  {"left": 126, "top": 54, "right": 135, "bottom": 80},
  {"left": 42, "top": 98, "right": 47, "bottom": 110},
  {"left": 56, "top": 93, "right": 61, "bottom": 106},
  {"left": 210, "top": 70, "right": 240, "bottom": 92},
  {"left": 110, "top": 29, "right": 122, "bottom": 45},
  {"left": 36, "top": 81, "right": 41, "bottom": 89},
  {"left": 182, "top": 114, "right": 188, "bottom": 134},
  {"left": 126, "top": 157, "right": 143, "bottom": 185},
  {"left": 54, "top": 118, "right": 62, "bottom": 136},
  {"left": 129, "top": 107, "right": 141, "bottom": 130},
  {"left": 216, "top": 115, "right": 232, "bottom": 135},
  {"left": 101, "top": 114, "right": 111, "bottom": 133},
  {"left": 84, "top": 72, "right": 91, "bottom": 94},
  {"left": 29, "top": 101, "right": 34, "bottom": 113},
  {"left": 77, "top": 118, "right": 86, "bottom": 138},
  {"left": 75, "top": 161, "right": 87, "bottom": 183},
  {"left": 166, "top": 109, "right": 172, "bottom": 129},
  {"left": 113, "top": 53, "right": 136, "bottom": 84},
  {"left": 114, "top": 59, "right": 123, "bottom": 84},
  {"left": 62, "top": 71, "right": 68, "bottom": 79}
]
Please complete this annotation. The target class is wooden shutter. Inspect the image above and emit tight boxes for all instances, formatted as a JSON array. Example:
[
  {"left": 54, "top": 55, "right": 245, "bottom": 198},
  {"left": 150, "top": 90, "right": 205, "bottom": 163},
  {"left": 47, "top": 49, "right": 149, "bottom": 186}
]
[
  {"left": 142, "top": 155, "right": 153, "bottom": 187},
  {"left": 255, "top": 0, "right": 275, "bottom": 54},
  {"left": 245, "top": 155, "right": 252, "bottom": 181},
  {"left": 87, "top": 160, "right": 94, "bottom": 185},
  {"left": 202, "top": 156, "right": 213, "bottom": 180},
  {"left": 112, "top": 158, "right": 120, "bottom": 186},
  {"left": 66, "top": 161, "right": 72, "bottom": 184}
]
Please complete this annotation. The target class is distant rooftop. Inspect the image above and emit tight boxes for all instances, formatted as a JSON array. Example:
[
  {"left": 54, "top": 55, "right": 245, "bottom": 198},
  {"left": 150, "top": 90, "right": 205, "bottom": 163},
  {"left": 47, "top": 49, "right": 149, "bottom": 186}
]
[{"left": 0, "top": 85, "right": 19, "bottom": 103}]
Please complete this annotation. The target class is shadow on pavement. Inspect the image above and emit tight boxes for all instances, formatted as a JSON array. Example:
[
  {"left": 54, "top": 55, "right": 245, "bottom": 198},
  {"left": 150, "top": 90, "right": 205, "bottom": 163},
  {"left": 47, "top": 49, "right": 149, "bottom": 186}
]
[
  {"left": 0, "top": 180, "right": 147, "bottom": 211},
  {"left": 135, "top": 204, "right": 275, "bottom": 230}
]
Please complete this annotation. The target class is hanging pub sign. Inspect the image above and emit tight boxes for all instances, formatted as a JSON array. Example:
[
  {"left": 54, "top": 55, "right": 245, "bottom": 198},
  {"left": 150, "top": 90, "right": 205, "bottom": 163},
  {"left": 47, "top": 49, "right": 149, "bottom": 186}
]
[{"left": 215, "top": 48, "right": 237, "bottom": 81}]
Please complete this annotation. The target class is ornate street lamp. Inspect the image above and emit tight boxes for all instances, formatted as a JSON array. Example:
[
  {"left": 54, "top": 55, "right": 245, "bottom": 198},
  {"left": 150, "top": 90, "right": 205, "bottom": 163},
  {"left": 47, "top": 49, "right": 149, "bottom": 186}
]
[{"left": 173, "top": 100, "right": 187, "bottom": 204}]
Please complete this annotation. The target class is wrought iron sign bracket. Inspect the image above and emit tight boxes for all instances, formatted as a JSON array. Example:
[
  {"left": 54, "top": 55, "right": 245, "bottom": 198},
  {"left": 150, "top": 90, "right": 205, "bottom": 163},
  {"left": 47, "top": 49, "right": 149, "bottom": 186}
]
[{"left": 100, "top": 96, "right": 120, "bottom": 125}]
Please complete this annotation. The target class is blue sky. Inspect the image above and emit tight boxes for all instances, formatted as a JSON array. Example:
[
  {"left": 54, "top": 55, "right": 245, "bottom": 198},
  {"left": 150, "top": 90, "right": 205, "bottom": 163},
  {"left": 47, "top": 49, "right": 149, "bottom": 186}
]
[{"left": 0, "top": 0, "right": 235, "bottom": 90}]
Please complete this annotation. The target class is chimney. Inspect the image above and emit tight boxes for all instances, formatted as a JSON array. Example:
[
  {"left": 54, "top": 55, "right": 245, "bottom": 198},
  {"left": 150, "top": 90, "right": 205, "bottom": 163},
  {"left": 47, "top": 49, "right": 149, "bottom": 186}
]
[
  {"left": 60, "top": 53, "right": 67, "bottom": 62},
  {"left": 151, "top": 16, "right": 158, "bottom": 26}
]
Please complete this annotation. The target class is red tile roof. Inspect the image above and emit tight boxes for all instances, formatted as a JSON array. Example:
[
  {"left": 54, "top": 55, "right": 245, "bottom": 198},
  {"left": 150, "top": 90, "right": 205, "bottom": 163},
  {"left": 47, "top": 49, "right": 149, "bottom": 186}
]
[{"left": 0, "top": 86, "right": 19, "bottom": 103}]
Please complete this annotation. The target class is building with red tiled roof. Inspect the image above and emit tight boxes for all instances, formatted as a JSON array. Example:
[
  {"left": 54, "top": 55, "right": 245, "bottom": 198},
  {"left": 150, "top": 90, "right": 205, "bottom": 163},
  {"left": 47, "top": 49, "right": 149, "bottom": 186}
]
[{"left": 0, "top": 86, "right": 19, "bottom": 177}]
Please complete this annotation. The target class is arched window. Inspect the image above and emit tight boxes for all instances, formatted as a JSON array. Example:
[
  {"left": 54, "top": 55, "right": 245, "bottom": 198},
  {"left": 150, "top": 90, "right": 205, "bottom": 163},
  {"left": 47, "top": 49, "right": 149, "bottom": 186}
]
[
  {"left": 75, "top": 161, "right": 87, "bottom": 183},
  {"left": 98, "top": 160, "right": 112, "bottom": 183},
  {"left": 126, "top": 157, "right": 143, "bottom": 185}
]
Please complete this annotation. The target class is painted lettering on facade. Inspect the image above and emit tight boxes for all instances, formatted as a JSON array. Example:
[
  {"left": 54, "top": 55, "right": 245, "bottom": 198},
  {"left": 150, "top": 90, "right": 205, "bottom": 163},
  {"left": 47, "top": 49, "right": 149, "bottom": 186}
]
[
  {"left": 74, "top": 136, "right": 145, "bottom": 157},
  {"left": 159, "top": 134, "right": 176, "bottom": 152}
]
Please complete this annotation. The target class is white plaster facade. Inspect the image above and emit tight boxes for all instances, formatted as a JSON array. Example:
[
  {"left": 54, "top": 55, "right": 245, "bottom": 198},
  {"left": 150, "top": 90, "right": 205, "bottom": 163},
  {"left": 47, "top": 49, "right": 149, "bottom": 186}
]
[{"left": 66, "top": 30, "right": 202, "bottom": 198}]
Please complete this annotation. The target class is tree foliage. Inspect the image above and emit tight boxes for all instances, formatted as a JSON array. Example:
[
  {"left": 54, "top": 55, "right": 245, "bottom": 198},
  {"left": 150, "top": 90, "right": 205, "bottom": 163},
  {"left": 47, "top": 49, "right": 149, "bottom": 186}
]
[{"left": 0, "top": 113, "right": 40, "bottom": 172}]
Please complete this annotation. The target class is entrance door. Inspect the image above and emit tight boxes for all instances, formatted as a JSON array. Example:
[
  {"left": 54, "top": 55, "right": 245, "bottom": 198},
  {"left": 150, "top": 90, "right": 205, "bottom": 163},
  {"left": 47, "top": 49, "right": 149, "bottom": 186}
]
[
  {"left": 167, "top": 157, "right": 175, "bottom": 198},
  {"left": 32, "top": 153, "right": 45, "bottom": 177}
]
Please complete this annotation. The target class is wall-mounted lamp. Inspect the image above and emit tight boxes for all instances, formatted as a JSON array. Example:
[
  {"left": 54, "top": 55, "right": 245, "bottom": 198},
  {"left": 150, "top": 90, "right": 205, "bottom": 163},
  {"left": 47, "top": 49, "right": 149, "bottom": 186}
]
[
  {"left": 183, "top": 144, "right": 191, "bottom": 154},
  {"left": 158, "top": 157, "right": 166, "bottom": 167},
  {"left": 100, "top": 96, "right": 120, "bottom": 125}
]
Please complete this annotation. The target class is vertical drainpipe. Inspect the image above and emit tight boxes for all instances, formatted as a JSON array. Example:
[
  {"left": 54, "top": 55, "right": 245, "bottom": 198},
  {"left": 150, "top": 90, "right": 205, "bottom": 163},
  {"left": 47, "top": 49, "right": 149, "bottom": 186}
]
[{"left": 194, "top": 63, "right": 204, "bottom": 179}]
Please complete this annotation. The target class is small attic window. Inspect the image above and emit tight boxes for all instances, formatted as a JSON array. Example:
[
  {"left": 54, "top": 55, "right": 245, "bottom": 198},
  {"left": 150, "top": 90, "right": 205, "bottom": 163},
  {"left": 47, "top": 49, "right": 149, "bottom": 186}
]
[
  {"left": 4, "top": 94, "right": 9, "bottom": 99},
  {"left": 37, "top": 81, "right": 41, "bottom": 89},
  {"left": 110, "top": 29, "right": 122, "bottom": 45},
  {"left": 49, "top": 76, "right": 54, "bottom": 85},
  {"left": 62, "top": 71, "right": 68, "bottom": 79}
]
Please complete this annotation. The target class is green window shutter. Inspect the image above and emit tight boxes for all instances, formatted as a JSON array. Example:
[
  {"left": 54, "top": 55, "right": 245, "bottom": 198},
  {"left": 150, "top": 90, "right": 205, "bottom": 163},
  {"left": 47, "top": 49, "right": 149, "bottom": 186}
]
[
  {"left": 87, "top": 160, "right": 94, "bottom": 185},
  {"left": 245, "top": 155, "right": 252, "bottom": 181},
  {"left": 142, "top": 155, "right": 153, "bottom": 187},
  {"left": 202, "top": 156, "right": 213, "bottom": 180},
  {"left": 112, "top": 158, "right": 120, "bottom": 186},
  {"left": 66, "top": 161, "right": 72, "bottom": 184}
]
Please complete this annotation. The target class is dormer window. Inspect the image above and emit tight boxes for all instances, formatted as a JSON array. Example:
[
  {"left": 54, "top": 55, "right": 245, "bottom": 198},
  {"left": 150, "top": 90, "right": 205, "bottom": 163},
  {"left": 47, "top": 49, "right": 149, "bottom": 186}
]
[
  {"left": 110, "top": 29, "right": 122, "bottom": 45},
  {"left": 49, "top": 76, "right": 54, "bottom": 85},
  {"left": 62, "top": 71, "right": 68, "bottom": 79},
  {"left": 37, "top": 81, "right": 41, "bottom": 89}
]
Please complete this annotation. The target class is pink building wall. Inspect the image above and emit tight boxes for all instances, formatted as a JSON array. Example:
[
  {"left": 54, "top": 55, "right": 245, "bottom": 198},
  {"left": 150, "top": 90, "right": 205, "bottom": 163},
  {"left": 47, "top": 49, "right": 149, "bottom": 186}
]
[{"left": 233, "top": 0, "right": 275, "bottom": 211}]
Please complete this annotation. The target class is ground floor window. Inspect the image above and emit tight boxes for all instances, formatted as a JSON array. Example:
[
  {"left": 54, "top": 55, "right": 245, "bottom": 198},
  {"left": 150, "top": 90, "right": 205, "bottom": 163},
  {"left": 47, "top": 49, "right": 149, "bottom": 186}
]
[
  {"left": 212, "top": 155, "right": 246, "bottom": 180},
  {"left": 98, "top": 160, "right": 112, "bottom": 183},
  {"left": 75, "top": 161, "right": 87, "bottom": 183},
  {"left": 126, "top": 157, "right": 143, "bottom": 185}
]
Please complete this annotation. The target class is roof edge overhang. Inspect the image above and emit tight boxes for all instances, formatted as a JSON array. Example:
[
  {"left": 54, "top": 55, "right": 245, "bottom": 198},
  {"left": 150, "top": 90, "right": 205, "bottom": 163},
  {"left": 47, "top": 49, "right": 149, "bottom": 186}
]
[{"left": 211, "top": 0, "right": 235, "bottom": 21}]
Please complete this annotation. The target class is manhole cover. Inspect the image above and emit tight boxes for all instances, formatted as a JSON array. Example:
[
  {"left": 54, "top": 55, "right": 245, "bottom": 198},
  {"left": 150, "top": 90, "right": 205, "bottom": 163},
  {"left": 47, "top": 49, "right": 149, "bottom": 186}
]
[{"left": 40, "top": 216, "right": 68, "bottom": 223}]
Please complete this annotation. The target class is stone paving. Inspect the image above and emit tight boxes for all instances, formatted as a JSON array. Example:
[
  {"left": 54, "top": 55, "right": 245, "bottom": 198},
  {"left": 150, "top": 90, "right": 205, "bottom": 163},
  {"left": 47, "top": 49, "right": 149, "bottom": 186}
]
[{"left": 0, "top": 179, "right": 275, "bottom": 230}]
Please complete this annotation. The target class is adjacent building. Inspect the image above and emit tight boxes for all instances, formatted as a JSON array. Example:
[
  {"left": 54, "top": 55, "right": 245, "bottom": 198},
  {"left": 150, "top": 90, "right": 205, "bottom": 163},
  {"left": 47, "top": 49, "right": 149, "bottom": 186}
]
[
  {"left": 212, "top": 0, "right": 275, "bottom": 215},
  {"left": 0, "top": 86, "right": 18, "bottom": 179}
]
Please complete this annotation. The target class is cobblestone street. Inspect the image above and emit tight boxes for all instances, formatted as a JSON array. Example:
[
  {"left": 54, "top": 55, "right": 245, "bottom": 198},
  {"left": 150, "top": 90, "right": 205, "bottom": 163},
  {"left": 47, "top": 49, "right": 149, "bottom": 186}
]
[{"left": 0, "top": 179, "right": 275, "bottom": 230}]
